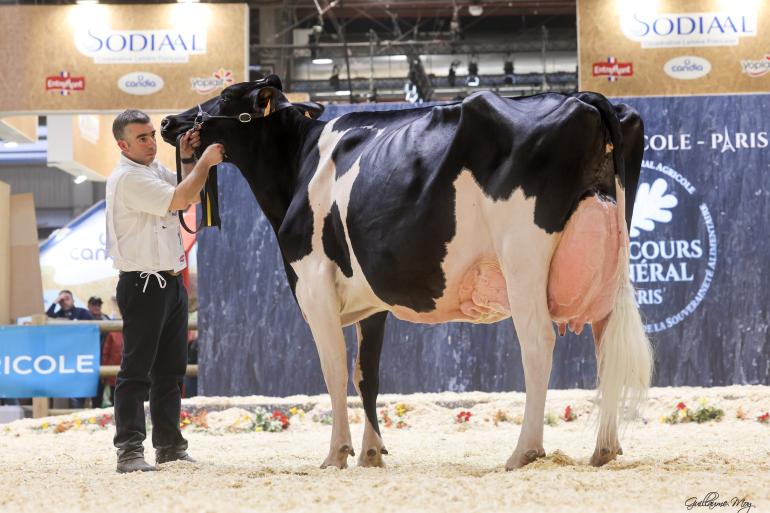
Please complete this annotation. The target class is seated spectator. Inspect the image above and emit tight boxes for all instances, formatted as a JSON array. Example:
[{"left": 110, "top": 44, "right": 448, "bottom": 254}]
[
  {"left": 46, "top": 290, "right": 93, "bottom": 321},
  {"left": 87, "top": 296, "right": 111, "bottom": 320}
]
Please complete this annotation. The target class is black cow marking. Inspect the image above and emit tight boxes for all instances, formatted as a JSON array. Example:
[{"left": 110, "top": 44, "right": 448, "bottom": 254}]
[
  {"left": 357, "top": 311, "right": 387, "bottom": 436},
  {"left": 332, "top": 126, "right": 378, "bottom": 179},
  {"left": 322, "top": 202, "right": 353, "bottom": 278}
]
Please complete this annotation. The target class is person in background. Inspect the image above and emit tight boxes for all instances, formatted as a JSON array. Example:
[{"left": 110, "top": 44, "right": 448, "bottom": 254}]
[
  {"left": 46, "top": 290, "right": 93, "bottom": 320},
  {"left": 88, "top": 296, "right": 111, "bottom": 408},
  {"left": 87, "top": 296, "right": 111, "bottom": 320},
  {"left": 45, "top": 290, "right": 94, "bottom": 408}
]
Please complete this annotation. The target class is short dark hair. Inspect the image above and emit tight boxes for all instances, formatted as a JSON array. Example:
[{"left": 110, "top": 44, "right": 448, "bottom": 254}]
[
  {"left": 88, "top": 296, "right": 103, "bottom": 305},
  {"left": 59, "top": 289, "right": 73, "bottom": 297},
  {"left": 112, "top": 109, "right": 151, "bottom": 141}
]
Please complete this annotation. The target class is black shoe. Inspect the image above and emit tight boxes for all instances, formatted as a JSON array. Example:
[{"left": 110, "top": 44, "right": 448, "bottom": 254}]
[
  {"left": 117, "top": 456, "right": 157, "bottom": 473},
  {"left": 156, "top": 451, "right": 197, "bottom": 464}
]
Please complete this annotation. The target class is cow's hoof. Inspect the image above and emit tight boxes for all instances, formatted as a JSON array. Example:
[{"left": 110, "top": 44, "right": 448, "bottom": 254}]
[
  {"left": 589, "top": 445, "right": 622, "bottom": 467},
  {"left": 320, "top": 444, "right": 355, "bottom": 469},
  {"left": 358, "top": 446, "right": 388, "bottom": 468},
  {"left": 505, "top": 447, "right": 546, "bottom": 470}
]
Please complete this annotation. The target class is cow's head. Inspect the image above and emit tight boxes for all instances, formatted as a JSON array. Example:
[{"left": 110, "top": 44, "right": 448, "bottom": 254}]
[{"left": 160, "top": 74, "right": 324, "bottom": 169}]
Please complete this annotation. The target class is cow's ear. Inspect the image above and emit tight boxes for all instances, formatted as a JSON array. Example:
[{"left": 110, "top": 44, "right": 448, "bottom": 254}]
[
  {"left": 292, "top": 101, "right": 324, "bottom": 119},
  {"left": 253, "top": 86, "right": 290, "bottom": 117}
]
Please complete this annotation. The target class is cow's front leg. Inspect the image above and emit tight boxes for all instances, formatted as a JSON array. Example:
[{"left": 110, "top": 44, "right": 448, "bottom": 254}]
[
  {"left": 296, "top": 277, "right": 353, "bottom": 469},
  {"left": 506, "top": 300, "right": 556, "bottom": 470},
  {"left": 353, "top": 312, "right": 388, "bottom": 468}
]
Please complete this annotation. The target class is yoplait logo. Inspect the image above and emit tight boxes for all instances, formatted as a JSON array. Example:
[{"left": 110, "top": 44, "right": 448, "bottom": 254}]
[{"left": 190, "top": 68, "right": 234, "bottom": 95}]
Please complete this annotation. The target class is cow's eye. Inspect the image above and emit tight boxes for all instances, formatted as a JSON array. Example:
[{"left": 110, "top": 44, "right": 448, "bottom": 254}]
[{"left": 221, "top": 95, "right": 230, "bottom": 104}]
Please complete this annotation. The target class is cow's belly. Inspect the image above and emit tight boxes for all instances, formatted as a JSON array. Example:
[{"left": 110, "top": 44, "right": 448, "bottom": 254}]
[
  {"left": 388, "top": 169, "right": 553, "bottom": 325},
  {"left": 547, "top": 194, "right": 620, "bottom": 333}
]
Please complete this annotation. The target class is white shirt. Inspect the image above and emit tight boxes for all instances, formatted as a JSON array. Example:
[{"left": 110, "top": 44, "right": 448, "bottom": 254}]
[{"left": 106, "top": 154, "right": 187, "bottom": 273}]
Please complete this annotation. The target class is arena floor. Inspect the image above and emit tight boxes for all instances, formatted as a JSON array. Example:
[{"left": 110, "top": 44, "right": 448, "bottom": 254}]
[{"left": 1, "top": 385, "right": 768, "bottom": 513}]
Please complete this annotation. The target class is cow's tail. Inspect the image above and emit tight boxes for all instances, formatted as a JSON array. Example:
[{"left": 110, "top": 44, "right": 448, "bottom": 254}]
[
  {"left": 581, "top": 92, "right": 654, "bottom": 448},
  {"left": 595, "top": 206, "right": 653, "bottom": 447}
]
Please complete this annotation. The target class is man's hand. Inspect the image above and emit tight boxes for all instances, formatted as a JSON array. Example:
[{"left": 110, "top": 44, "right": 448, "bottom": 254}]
[
  {"left": 199, "top": 144, "right": 226, "bottom": 169},
  {"left": 179, "top": 129, "right": 201, "bottom": 159}
]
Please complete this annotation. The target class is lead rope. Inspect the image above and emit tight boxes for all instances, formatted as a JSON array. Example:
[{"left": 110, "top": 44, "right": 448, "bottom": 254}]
[{"left": 175, "top": 132, "right": 207, "bottom": 234}]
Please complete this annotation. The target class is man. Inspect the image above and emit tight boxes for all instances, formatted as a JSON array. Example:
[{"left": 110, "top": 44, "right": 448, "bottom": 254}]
[
  {"left": 46, "top": 290, "right": 93, "bottom": 320},
  {"left": 87, "top": 296, "right": 110, "bottom": 320},
  {"left": 106, "top": 109, "right": 223, "bottom": 473}
]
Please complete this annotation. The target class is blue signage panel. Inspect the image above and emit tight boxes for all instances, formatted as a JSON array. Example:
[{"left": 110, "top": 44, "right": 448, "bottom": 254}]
[{"left": 0, "top": 325, "right": 100, "bottom": 398}]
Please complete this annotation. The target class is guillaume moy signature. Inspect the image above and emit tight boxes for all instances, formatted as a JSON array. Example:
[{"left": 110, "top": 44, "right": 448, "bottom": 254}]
[{"left": 685, "top": 492, "right": 754, "bottom": 513}]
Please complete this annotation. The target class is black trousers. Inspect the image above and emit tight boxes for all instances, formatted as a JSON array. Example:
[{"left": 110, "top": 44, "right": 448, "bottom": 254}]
[{"left": 113, "top": 271, "right": 189, "bottom": 461}]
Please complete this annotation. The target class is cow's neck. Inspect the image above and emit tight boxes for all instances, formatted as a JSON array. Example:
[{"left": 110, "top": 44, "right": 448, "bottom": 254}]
[{"left": 240, "top": 110, "right": 324, "bottom": 232}]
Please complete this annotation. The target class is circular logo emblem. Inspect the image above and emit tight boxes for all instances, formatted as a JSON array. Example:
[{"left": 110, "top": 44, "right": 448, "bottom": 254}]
[
  {"left": 663, "top": 56, "right": 711, "bottom": 80},
  {"left": 118, "top": 72, "right": 164, "bottom": 96},
  {"left": 630, "top": 161, "right": 717, "bottom": 333}
]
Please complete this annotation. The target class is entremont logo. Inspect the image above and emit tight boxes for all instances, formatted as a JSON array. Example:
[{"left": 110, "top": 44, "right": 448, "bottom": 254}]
[
  {"left": 740, "top": 54, "right": 770, "bottom": 77},
  {"left": 630, "top": 161, "right": 717, "bottom": 333},
  {"left": 190, "top": 68, "right": 234, "bottom": 95},
  {"left": 592, "top": 57, "right": 633, "bottom": 81},
  {"left": 45, "top": 71, "right": 86, "bottom": 95}
]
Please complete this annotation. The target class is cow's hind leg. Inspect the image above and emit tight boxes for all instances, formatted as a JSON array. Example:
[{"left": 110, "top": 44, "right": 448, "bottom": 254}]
[
  {"left": 506, "top": 297, "right": 556, "bottom": 470},
  {"left": 353, "top": 311, "right": 389, "bottom": 468}
]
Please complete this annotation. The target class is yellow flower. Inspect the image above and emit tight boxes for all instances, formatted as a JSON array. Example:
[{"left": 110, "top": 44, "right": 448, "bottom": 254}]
[
  {"left": 41, "top": 422, "right": 49, "bottom": 429},
  {"left": 254, "top": 426, "right": 263, "bottom": 432},
  {"left": 74, "top": 418, "right": 82, "bottom": 427},
  {"left": 88, "top": 417, "right": 96, "bottom": 424},
  {"left": 698, "top": 397, "right": 708, "bottom": 407}
]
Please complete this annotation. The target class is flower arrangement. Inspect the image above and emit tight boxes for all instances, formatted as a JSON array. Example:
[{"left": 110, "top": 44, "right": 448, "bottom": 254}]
[
  {"left": 34, "top": 413, "right": 114, "bottom": 434},
  {"left": 561, "top": 405, "right": 577, "bottom": 422},
  {"left": 380, "top": 403, "right": 411, "bottom": 429},
  {"left": 489, "top": 409, "right": 511, "bottom": 426},
  {"left": 312, "top": 409, "right": 333, "bottom": 425},
  {"left": 252, "top": 407, "right": 290, "bottom": 432},
  {"left": 544, "top": 411, "right": 559, "bottom": 426},
  {"left": 455, "top": 410, "right": 472, "bottom": 424},
  {"left": 179, "top": 410, "right": 209, "bottom": 430},
  {"left": 661, "top": 399, "right": 724, "bottom": 424}
]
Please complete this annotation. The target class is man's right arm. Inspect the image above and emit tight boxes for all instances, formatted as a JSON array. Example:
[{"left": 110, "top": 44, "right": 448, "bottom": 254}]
[{"left": 168, "top": 144, "right": 225, "bottom": 212}]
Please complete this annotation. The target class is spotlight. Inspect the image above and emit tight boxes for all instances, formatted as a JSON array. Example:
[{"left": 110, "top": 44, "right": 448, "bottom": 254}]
[
  {"left": 74, "top": 175, "right": 88, "bottom": 184},
  {"left": 313, "top": 58, "right": 333, "bottom": 65},
  {"left": 468, "top": 0, "right": 483, "bottom": 16}
]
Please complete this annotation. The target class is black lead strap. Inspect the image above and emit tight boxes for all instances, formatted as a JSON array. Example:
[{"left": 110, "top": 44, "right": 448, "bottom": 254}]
[{"left": 175, "top": 132, "right": 221, "bottom": 234}]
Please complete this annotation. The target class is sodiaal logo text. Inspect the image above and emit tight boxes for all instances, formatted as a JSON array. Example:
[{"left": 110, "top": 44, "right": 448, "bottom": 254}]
[
  {"left": 118, "top": 72, "right": 164, "bottom": 95},
  {"left": 664, "top": 56, "right": 711, "bottom": 80}
]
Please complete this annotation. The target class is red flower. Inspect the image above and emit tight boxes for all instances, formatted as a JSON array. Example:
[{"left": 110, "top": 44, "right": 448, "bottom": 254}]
[
  {"left": 456, "top": 411, "right": 472, "bottom": 423},
  {"left": 562, "top": 405, "right": 577, "bottom": 422},
  {"left": 676, "top": 402, "right": 687, "bottom": 411},
  {"left": 758, "top": 412, "right": 770, "bottom": 424},
  {"left": 272, "top": 411, "right": 290, "bottom": 430}
]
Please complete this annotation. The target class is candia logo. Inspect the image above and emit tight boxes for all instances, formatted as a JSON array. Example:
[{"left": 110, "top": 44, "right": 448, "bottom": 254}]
[
  {"left": 663, "top": 56, "right": 711, "bottom": 80},
  {"left": 118, "top": 72, "right": 164, "bottom": 95},
  {"left": 630, "top": 161, "right": 717, "bottom": 333}
]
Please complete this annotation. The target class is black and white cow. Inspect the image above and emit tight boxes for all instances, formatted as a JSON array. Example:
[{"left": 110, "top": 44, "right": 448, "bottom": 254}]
[{"left": 161, "top": 75, "right": 653, "bottom": 470}]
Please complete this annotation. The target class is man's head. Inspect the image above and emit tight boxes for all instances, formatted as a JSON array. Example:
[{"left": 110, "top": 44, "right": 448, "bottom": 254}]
[
  {"left": 87, "top": 296, "right": 103, "bottom": 317},
  {"left": 58, "top": 290, "right": 74, "bottom": 310},
  {"left": 113, "top": 109, "right": 156, "bottom": 166}
]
